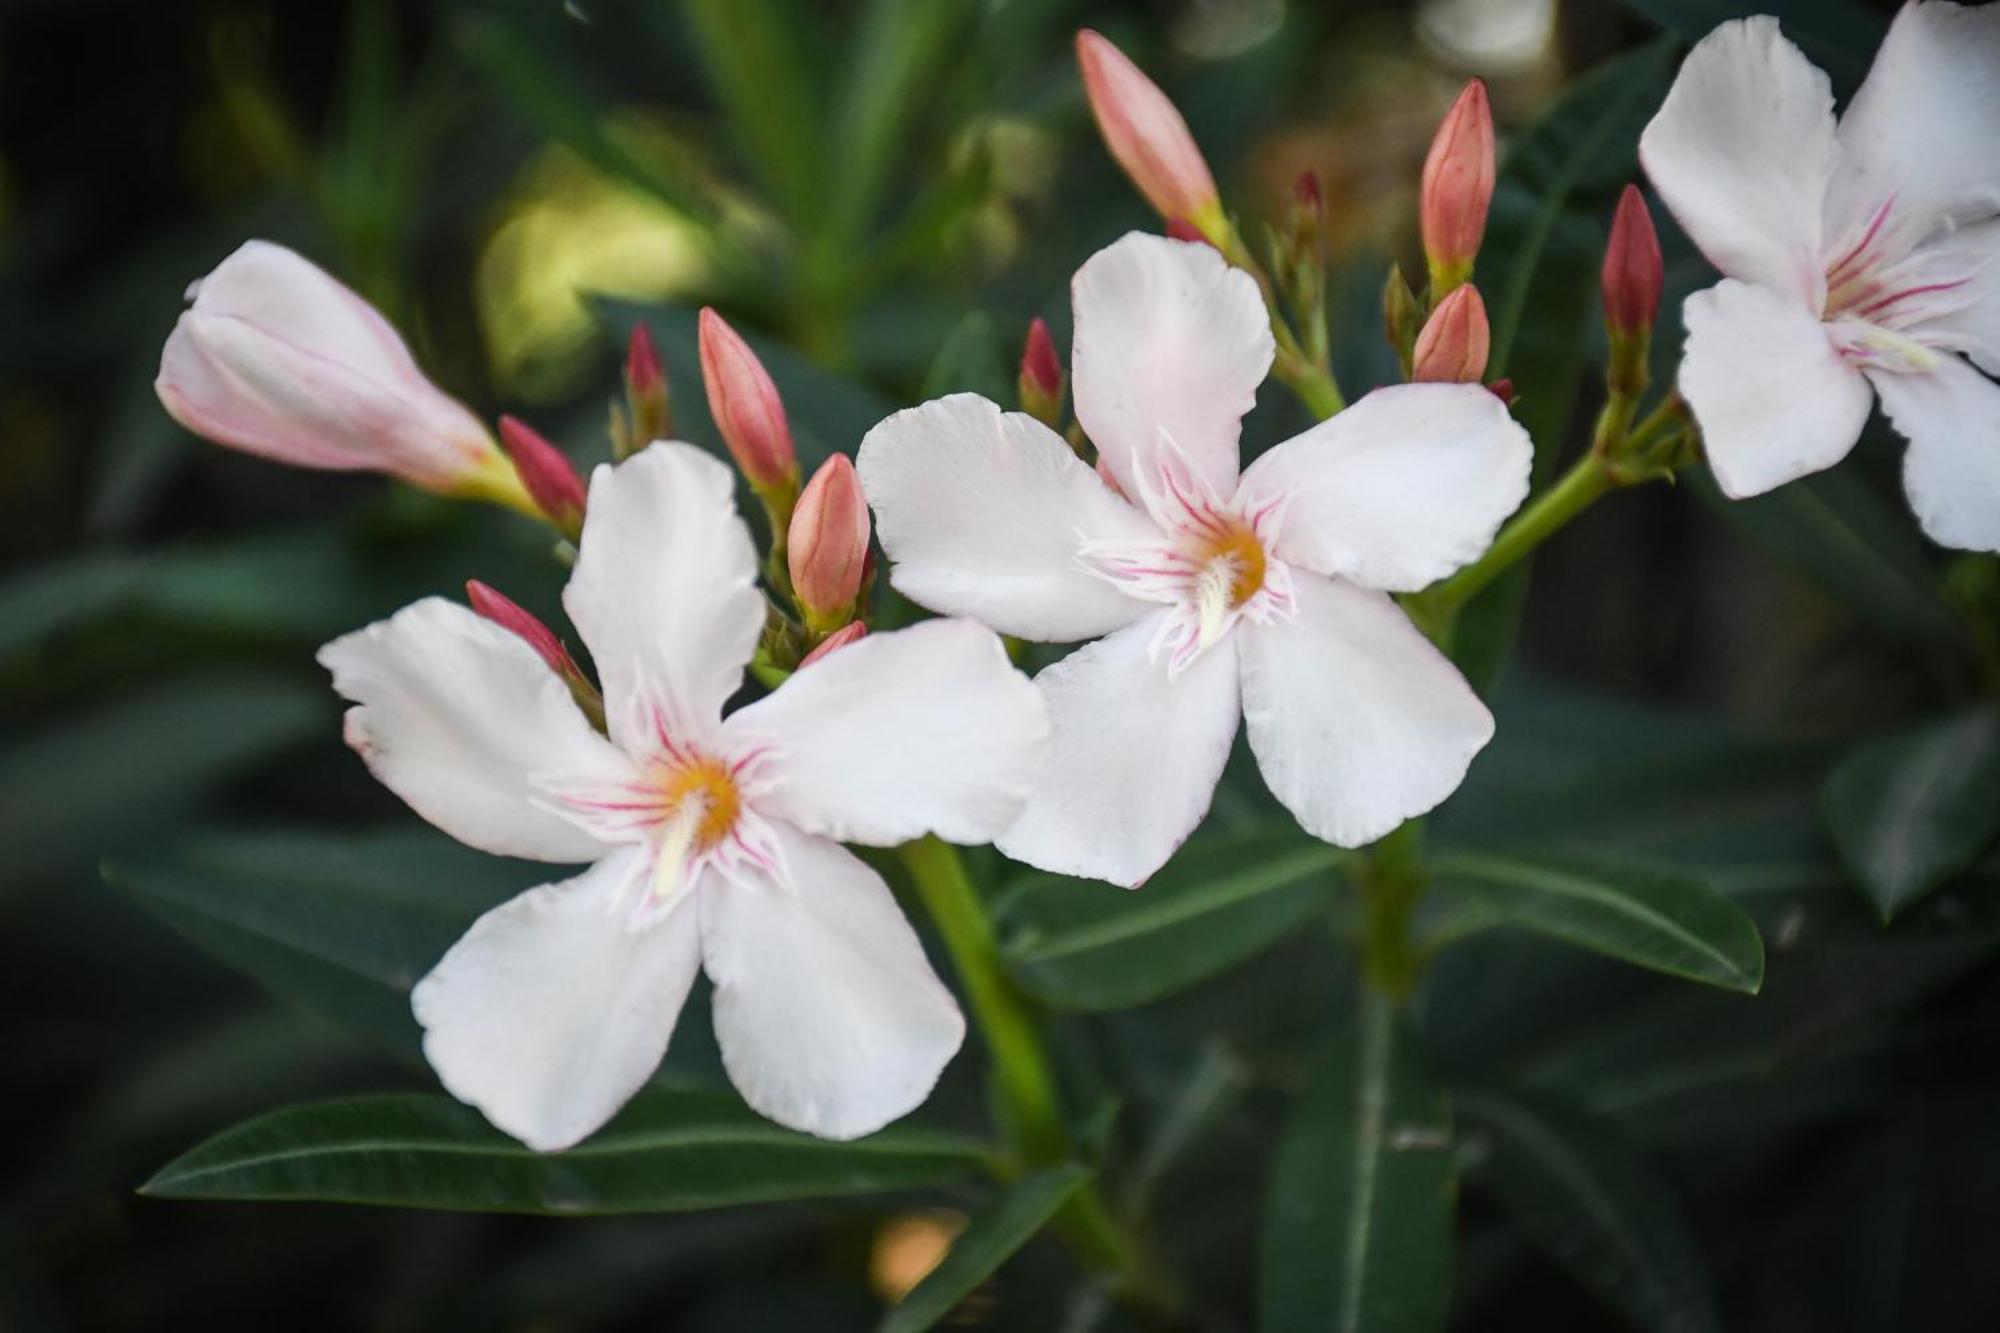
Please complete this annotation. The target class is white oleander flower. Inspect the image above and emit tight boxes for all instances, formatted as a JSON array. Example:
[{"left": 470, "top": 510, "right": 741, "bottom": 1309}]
[
  {"left": 858, "top": 233, "right": 1532, "bottom": 887},
  {"left": 320, "top": 443, "right": 1046, "bottom": 1150},
  {"left": 1641, "top": 2, "right": 2000, "bottom": 550}
]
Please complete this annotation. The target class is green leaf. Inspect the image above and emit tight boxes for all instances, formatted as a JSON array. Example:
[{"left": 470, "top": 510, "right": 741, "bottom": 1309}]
[
  {"left": 1430, "top": 849, "right": 1764, "bottom": 992},
  {"left": 995, "top": 830, "right": 1346, "bottom": 1011},
  {"left": 456, "top": 14, "right": 720, "bottom": 222},
  {"left": 0, "top": 674, "right": 321, "bottom": 890},
  {"left": 107, "top": 826, "right": 535, "bottom": 1059},
  {"left": 1458, "top": 1088, "right": 1721, "bottom": 1333},
  {"left": 823, "top": 0, "right": 976, "bottom": 251},
  {"left": 1823, "top": 704, "right": 2000, "bottom": 920},
  {"left": 1695, "top": 466, "right": 1964, "bottom": 649},
  {"left": 681, "top": 0, "right": 827, "bottom": 227},
  {"left": 877, "top": 1164, "right": 1089, "bottom": 1333},
  {"left": 920, "top": 310, "right": 1012, "bottom": 404},
  {"left": 143, "top": 1088, "right": 990, "bottom": 1214},
  {"left": 1261, "top": 991, "right": 1456, "bottom": 1333},
  {"left": 1603, "top": 0, "right": 1887, "bottom": 95}
]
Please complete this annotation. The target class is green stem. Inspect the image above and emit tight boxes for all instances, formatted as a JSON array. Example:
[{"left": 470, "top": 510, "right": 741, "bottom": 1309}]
[
  {"left": 1211, "top": 216, "right": 1345, "bottom": 419},
  {"left": 896, "top": 838, "right": 1164, "bottom": 1303},
  {"left": 1358, "top": 820, "right": 1427, "bottom": 999},
  {"left": 1405, "top": 450, "right": 1617, "bottom": 640}
]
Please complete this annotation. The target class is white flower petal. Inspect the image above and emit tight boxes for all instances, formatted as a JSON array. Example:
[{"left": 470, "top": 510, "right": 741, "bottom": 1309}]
[
  {"left": 722, "top": 618, "right": 1046, "bottom": 846},
  {"left": 1239, "top": 572, "right": 1492, "bottom": 849},
  {"left": 1908, "top": 218, "right": 2000, "bottom": 377},
  {"left": 856, "top": 393, "right": 1158, "bottom": 641},
  {"left": 412, "top": 848, "right": 703, "bottom": 1152},
  {"left": 1872, "top": 356, "right": 2000, "bottom": 553},
  {"left": 1638, "top": 16, "right": 1838, "bottom": 303},
  {"left": 995, "top": 610, "right": 1241, "bottom": 887},
  {"left": 1829, "top": 0, "right": 2000, "bottom": 246},
  {"left": 185, "top": 241, "right": 417, "bottom": 384},
  {"left": 1236, "top": 383, "right": 1531, "bottom": 593},
  {"left": 1071, "top": 233, "right": 1272, "bottom": 504},
  {"left": 318, "top": 597, "right": 632, "bottom": 863},
  {"left": 564, "top": 443, "right": 766, "bottom": 749},
  {"left": 1680, "top": 279, "right": 1873, "bottom": 498},
  {"left": 701, "top": 827, "right": 964, "bottom": 1140}
]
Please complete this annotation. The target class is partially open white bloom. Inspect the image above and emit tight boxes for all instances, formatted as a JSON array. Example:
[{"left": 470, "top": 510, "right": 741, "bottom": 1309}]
[
  {"left": 319, "top": 443, "right": 1046, "bottom": 1151},
  {"left": 1641, "top": 3, "right": 2000, "bottom": 551},
  {"left": 859, "top": 233, "right": 1532, "bottom": 887}
]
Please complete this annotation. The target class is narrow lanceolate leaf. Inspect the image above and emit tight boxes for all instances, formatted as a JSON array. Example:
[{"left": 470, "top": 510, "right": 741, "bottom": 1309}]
[
  {"left": 1261, "top": 992, "right": 1456, "bottom": 1333},
  {"left": 995, "top": 830, "right": 1346, "bottom": 1011},
  {"left": 877, "top": 1164, "right": 1090, "bottom": 1333},
  {"left": 143, "top": 1089, "right": 990, "bottom": 1215},
  {"left": 1431, "top": 849, "right": 1764, "bottom": 993},
  {"left": 1457, "top": 1088, "right": 1721, "bottom": 1333},
  {"left": 108, "top": 827, "right": 537, "bottom": 1059},
  {"left": 2, "top": 674, "right": 321, "bottom": 890},
  {"left": 1824, "top": 704, "right": 2000, "bottom": 921}
]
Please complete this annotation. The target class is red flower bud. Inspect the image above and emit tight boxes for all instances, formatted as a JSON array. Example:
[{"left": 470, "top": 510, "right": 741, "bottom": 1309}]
[
  {"left": 1602, "top": 184, "right": 1664, "bottom": 336},
  {"left": 626, "top": 321, "right": 663, "bottom": 397},
  {"left": 1077, "top": 29, "right": 1221, "bottom": 232},
  {"left": 496, "top": 415, "right": 587, "bottom": 537},
  {"left": 1164, "top": 217, "right": 1210, "bottom": 245},
  {"left": 466, "top": 580, "right": 579, "bottom": 681},
  {"left": 697, "top": 308, "right": 798, "bottom": 493},
  {"left": 1486, "top": 377, "right": 1515, "bottom": 407},
  {"left": 1019, "top": 317, "right": 1066, "bottom": 428},
  {"left": 788, "top": 455, "right": 870, "bottom": 631},
  {"left": 1411, "top": 284, "right": 1491, "bottom": 384},
  {"left": 1421, "top": 80, "right": 1495, "bottom": 291},
  {"left": 798, "top": 620, "right": 868, "bottom": 668}
]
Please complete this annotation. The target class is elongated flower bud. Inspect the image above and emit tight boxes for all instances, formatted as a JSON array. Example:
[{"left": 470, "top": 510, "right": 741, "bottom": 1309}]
[
  {"left": 788, "top": 455, "right": 870, "bottom": 633},
  {"left": 798, "top": 620, "right": 868, "bottom": 668},
  {"left": 497, "top": 416, "right": 587, "bottom": 538},
  {"left": 622, "top": 322, "right": 670, "bottom": 453},
  {"left": 156, "top": 241, "right": 532, "bottom": 514},
  {"left": 1602, "top": 185, "right": 1663, "bottom": 337},
  {"left": 466, "top": 580, "right": 605, "bottom": 730},
  {"left": 1412, "top": 284, "right": 1490, "bottom": 383},
  {"left": 1019, "top": 317, "right": 1066, "bottom": 429},
  {"left": 1420, "top": 80, "right": 1495, "bottom": 296},
  {"left": 1077, "top": 29, "right": 1223, "bottom": 237},
  {"left": 697, "top": 308, "right": 799, "bottom": 496}
]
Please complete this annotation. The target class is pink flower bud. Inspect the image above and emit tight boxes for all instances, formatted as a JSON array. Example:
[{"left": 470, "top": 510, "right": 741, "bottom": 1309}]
[
  {"left": 1486, "top": 377, "right": 1515, "bottom": 407},
  {"left": 466, "top": 580, "right": 605, "bottom": 730},
  {"left": 1602, "top": 184, "right": 1664, "bottom": 336},
  {"left": 1420, "top": 80, "right": 1495, "bottom": 290},
  {"left": 1077, "top": 29, "right": 1221, "bottom": 231},
  {"left": 1019, "top": 317, "right": 1066, "bottom": 428},
  {"left": 788, "top": 455, "right": 870, "bottom": 631},
  {"left": 798, "top": 620, "right": 868, "bottom": 668},
  {"left": 466, "top": 580, "right": 579, "bottom": 681},
  {"left": 497, "top": 416, "right": 587, "bottom": 537},
  {"left": 1164, "top": 217, "right": 1210, "bottom": 245},
  {"left": 156, "top": 241, "right": 529, "bottom": 511},
  {"left": 1411, "top": 284, "right": 1491, "bottom": 384},
  {"left": 697, "top": 308, "right": 798, "bottom": 494},
  {"left": 624, "top": 322, "right": 671, "bottom": 444},
  {"left": 626, "top": 322, "right": 664, "bottom": 398}
]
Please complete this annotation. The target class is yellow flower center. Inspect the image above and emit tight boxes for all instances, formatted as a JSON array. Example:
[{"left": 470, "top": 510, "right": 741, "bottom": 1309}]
[
  {"left": 657, "top": 754, "right": 741, "bottom": 852},
  {"left": 1197, "top": 520, "right": 1267, "bottom": 609}
]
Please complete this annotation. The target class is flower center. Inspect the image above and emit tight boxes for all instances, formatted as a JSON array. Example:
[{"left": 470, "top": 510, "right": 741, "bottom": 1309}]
[
  {"left": 1193, "top": 520, "right": 1268, "bottom": 610},
  {"left": 654, "top": 754, "right": 741, "bottom": 852}
]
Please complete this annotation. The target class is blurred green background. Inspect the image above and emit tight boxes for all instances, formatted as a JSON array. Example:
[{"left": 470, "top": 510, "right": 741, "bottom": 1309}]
[{"left": 5, "top": 0, "right": 1998, "bottom": 1328}]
